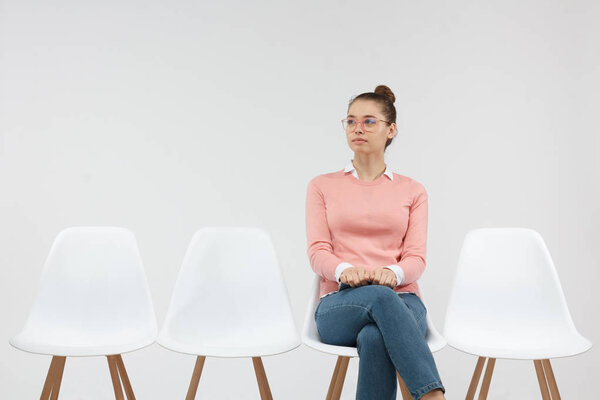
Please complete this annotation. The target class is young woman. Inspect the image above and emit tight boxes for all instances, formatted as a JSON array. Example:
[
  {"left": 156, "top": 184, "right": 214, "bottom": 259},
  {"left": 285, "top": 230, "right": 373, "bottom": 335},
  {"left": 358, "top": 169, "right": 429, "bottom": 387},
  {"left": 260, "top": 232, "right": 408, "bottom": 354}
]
[{"left": 305, "top": 85, "right": 446, "bottom": 400}]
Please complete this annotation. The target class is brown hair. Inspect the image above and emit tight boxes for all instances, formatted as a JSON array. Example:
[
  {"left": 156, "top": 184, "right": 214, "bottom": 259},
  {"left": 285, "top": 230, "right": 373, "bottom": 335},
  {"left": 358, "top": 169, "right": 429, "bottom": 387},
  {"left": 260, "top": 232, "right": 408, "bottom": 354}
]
[{"left": 348, "top": 85, "right": 397, "bottom": 150}]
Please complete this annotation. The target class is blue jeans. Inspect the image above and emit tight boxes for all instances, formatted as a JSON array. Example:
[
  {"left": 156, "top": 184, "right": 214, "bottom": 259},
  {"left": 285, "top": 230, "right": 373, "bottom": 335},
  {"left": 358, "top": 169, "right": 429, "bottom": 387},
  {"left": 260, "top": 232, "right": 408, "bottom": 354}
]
[{"left": 315, "top": 283, "right": 445, "bottom": 400}]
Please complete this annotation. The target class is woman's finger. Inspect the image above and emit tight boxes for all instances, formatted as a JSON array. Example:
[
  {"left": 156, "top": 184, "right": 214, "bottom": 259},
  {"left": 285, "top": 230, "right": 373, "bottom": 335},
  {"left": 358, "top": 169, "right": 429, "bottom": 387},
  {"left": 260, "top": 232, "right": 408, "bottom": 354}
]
[
  {"left": 359, "top": 269, "right": 369, "bottom": 286},
  {"left": 389, "top": 271, "right": 398, "bottom": 287},
  {"left": 342, "top": 271, "right": 351, "bottom": 285},
  {"left": 349, "top": 273, "right": 357, "bottom": 287},
  {"left": 390, "top": 273, "right": 398, "bottom": 287},
  {"left": 386, "top": 275, "right": 395, "bottom": 288},
  {"left": 380, "top": 274, "right": 388, "bottom": 287},
  {"left": 381, "top": 272, "right": 391, "bottom": 287},
  {"left": 361, "top": 274, "right": 370, "bottom": 286},
  {"left": 340, "top": 272, "right": 347, "bottom": 284},
  {"left": 355, "top": 271, "right": 362, "bottom": 286},
  {"left": 372, "top": 269, "right": 381, "bottom": 285},
  {"left": 355, "top": 269, "right": 364, "bottom": 285}
]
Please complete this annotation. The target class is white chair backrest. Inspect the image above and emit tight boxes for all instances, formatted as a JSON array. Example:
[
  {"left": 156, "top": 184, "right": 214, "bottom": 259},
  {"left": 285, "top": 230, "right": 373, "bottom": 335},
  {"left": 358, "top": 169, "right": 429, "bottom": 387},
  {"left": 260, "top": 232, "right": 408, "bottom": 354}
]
[
  {"left": 160, "top": 227, "right": 297, "bottom": 348},
  {"left": 301, "top": 274, "right": 322, "bottom": 344},
  {"left": 445, "top": 227, "right": 578, "bottom": 333},
  {"left": 21, "top": 226, "right": 157, "bottom": 343}
]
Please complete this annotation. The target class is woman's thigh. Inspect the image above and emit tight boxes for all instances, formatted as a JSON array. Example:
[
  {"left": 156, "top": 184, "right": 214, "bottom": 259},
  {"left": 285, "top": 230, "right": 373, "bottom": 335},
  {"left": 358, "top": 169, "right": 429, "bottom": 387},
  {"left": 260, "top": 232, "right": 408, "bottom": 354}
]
[
  {"left": 398, "top": 292, "right": 428, "bottom": 338},
  {"left": 314, "top": 287, "right": 380, "bottom": 346},
  {"left": 314, "top": 285, "right": 426, "bottom": 346}
]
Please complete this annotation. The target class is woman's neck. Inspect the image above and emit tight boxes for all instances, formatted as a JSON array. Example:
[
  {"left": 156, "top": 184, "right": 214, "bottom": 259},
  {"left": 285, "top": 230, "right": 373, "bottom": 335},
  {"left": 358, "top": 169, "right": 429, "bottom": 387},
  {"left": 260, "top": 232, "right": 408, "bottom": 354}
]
[{"left": 351, "top": 155, "right": 386, "bottom": 181}]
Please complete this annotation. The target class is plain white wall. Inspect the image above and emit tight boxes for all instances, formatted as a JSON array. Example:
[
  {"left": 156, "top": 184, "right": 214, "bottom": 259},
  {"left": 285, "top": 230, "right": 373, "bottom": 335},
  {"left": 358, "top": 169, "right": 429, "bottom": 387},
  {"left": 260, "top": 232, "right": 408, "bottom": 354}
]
[{"left": 1, "top": 0, "right": 598, "bottom": 398}]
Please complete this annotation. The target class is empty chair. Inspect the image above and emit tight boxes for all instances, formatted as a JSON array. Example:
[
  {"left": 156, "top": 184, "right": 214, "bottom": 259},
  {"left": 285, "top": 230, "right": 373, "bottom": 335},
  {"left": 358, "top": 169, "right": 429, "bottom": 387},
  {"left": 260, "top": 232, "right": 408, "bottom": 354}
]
[
  {"left": 10, "top": 226, "right": 157, "bottom": 399},
  {"left": 443, "top": 227, "right": 592, "bottom": 399},
  {"left": 158, "top": 227, "right": 300, "bottom": 399},
  {"left": 302, "top": 273, "right": 446, "bottom": 400}
]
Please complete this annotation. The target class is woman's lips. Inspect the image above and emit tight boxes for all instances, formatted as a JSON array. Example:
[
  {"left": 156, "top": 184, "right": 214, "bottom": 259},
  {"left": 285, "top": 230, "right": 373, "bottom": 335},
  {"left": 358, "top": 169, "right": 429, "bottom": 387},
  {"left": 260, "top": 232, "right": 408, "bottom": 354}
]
[{"left": 353, "top": 139, "right": 367, "bottom": 143}]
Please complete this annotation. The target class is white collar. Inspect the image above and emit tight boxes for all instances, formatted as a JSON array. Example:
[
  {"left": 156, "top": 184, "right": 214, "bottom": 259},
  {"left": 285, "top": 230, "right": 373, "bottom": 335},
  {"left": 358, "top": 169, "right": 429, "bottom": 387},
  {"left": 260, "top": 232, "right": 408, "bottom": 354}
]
[{"left": 344, "top": 160, "right": 394, "bottom": 181}]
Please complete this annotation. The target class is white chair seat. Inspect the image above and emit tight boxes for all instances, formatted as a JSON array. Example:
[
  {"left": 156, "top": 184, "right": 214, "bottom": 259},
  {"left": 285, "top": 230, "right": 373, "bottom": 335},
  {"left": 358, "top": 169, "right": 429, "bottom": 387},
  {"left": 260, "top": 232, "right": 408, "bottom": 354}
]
[
  {"left": 157, "top": 339, "right": 300, "bottom": 358},
  {"left": 11, "top": 331, "right": 155, "bottom": 357},
  {"left": 159, "top": 319, "right": 300, "bottom": 357},
  {"left": 445, "top": 324, "right": 591, "bottom": 360}
]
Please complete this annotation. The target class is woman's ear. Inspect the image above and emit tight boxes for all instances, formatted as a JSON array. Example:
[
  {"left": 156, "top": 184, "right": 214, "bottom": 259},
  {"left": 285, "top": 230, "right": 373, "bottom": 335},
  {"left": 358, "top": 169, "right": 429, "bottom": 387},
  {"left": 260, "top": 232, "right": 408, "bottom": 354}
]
[{"left": 388, "top": 123, "right": 397, "bottom": 138}]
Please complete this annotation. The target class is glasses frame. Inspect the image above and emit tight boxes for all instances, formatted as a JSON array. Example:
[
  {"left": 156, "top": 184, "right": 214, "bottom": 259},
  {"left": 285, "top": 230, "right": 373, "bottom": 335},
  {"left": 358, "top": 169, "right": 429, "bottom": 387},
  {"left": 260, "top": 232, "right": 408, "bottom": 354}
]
[{"left": 341, "top": 117, "right": 392, "bottom": 132}]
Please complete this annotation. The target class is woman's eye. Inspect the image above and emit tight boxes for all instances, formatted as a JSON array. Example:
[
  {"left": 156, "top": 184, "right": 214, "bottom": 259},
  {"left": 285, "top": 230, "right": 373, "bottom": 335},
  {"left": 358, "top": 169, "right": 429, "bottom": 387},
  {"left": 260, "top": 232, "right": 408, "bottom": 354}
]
[
  {"left": 347, "top": 119, "right": 357, "bottom": 125},
  {"left": 365, "top": 118, "right": 376, "bottom": 125}
]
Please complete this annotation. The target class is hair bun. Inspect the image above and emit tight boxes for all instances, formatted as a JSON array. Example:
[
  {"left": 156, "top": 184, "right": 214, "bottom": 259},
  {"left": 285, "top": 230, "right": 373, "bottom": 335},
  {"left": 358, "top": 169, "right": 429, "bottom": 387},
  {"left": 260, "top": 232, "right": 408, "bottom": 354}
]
[{"left": 374, "top": 85, "right": 395, "bottom": 104}]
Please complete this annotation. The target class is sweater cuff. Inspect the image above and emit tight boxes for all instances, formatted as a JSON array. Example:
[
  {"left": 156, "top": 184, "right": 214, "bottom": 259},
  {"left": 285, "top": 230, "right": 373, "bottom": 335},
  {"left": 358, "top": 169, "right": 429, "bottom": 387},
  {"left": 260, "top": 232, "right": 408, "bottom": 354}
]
[
  {"left": 335, "top": 262, "right": 353, "bottom": 284},
  {"left": 382, "top": 264, "right": 405, "bottom": 286}
]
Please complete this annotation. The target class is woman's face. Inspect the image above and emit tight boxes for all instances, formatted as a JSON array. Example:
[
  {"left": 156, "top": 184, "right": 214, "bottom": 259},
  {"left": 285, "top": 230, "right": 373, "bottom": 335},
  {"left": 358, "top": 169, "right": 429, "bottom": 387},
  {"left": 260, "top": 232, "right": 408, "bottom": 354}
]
[{"left": 345, "top": 99, "right": 396, "bottom": 155}]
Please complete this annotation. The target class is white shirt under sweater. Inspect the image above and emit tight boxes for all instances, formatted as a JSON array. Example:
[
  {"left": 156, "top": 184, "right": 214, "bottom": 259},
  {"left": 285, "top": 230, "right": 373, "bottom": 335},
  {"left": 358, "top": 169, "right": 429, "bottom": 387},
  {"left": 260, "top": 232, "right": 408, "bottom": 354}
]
[{"left": 319, "top": 160, "right": 416, "bottom": 299}]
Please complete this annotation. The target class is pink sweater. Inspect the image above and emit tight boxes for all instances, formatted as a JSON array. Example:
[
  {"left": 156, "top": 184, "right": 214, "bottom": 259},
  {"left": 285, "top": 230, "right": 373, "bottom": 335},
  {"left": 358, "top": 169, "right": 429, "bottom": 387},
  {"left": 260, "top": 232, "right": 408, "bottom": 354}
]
[{"left": 305, "top": 168, "right": 428, "bottom": 299}]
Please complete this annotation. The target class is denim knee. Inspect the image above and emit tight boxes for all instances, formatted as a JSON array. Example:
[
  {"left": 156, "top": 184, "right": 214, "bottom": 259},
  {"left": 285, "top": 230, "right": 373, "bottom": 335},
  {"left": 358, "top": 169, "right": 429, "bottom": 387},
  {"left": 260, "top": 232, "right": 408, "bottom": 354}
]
[
  {"left": 356, "top": 324, "right": 385, "bottom": 355},
  {"left": 357, "top": 285, "right": 399, "bottom": 309}
]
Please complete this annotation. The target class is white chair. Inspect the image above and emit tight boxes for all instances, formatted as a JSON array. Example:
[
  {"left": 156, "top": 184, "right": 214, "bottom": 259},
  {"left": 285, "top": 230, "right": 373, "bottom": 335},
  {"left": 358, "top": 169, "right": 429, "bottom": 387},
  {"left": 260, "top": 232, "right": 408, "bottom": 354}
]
[
  {"left": 443, "top": 227, "right": 592, "bottom": 399},
  {"left": 10, "top": 226, "right": 157, "bottom": 400},
  {"left": 302, "top": 273, "right": 446, "bottom": 400},
  {"left": 158, "top": 227, "right": 300, "bottom": 399}
]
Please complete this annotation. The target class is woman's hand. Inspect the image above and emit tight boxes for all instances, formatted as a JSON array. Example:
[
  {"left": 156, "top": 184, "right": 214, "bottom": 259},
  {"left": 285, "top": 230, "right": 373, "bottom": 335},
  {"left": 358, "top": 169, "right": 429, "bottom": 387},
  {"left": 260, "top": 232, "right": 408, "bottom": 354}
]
[
  {"left": 339, "top": 266, "right": 371, "bottom": 287},
  {"left": 369, "top": 268, "right": 397, "bottom": 288}
]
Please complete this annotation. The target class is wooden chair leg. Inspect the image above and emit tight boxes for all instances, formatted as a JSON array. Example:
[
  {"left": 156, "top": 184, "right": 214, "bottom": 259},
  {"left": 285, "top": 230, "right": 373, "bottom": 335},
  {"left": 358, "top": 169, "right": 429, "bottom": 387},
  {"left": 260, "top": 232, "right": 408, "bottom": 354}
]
[
  {"left": 107, "top": 356, "right": 125, "bottom": 400},
  {"left": 542, "top": 359, "right": 561, "bottom": 399},
  {"left": 534, "top": 360, "right": 551, "bottom": 400},
  {"left": 466, "top": 357, "right": 486, "bottom": 400},
  {"left": 397, "top": 372, "right": 412, "bottom": 400},
  {"left": 326, "top": 357, "right": 343, "bottom": 400},
  {"left": 185, "top": 356, "right": 206, "bottom": 400},
  {"left": 330, "top": 356, "right": 350, "bottom": 400},
  {"left": 114, "top": 355, "right": 135, "bottom": 400},
  {"left": 40, "top": 356, "right": 65, "bottom": 400},
  {"left": 49, "top": 356, "right": 66, "bottom": 400},
  {"left": 252, "top": 357, "right": 273, "bottom": 400},
  {"left": 40, "top": 356, "right": 60, "bottom": 399},
  {"left": 478, "top": 357, "right": 495, "bottom": 400}
]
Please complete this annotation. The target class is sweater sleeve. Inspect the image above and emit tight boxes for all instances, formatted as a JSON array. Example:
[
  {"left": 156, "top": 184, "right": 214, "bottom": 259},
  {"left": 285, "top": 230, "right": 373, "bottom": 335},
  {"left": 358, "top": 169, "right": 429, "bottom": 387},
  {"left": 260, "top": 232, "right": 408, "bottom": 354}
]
[
  {"left": 305, "top": 178, "right": 344, "bottom": 282},
  {"left": 395, "top": 184, "right": 428, "bottom": 285}
]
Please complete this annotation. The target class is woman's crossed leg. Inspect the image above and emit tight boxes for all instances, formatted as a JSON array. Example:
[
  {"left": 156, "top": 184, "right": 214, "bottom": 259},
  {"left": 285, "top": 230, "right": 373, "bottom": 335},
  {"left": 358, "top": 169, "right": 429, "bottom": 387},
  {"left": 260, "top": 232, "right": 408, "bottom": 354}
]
[{"left": 315, "top": 284, "right": 445, "bottom": 400}]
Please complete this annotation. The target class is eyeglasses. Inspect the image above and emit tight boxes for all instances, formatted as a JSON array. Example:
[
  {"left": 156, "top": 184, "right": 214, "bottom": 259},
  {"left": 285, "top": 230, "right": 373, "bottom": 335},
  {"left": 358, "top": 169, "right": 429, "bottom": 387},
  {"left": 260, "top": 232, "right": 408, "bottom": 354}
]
[{"left": 341, "top": 117, "right": 391, "bottom": 132}]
